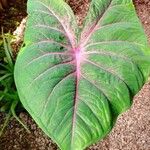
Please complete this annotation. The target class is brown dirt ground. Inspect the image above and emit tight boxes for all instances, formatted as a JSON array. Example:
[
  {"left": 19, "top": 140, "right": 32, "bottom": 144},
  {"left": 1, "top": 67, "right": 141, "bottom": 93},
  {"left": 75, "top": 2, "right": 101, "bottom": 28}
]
[
  {"left": 0, "top": 0, "right": 150, "bottom": 150},
  {"left": 0, "top": 0, "right": 27, "bottom": 33}
]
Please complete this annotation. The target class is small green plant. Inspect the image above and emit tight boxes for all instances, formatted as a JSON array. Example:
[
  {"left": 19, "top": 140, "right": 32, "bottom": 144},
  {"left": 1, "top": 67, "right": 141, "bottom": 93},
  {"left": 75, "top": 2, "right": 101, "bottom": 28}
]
[{"left": 0, "top": 30, "right": 30, "bottom": 136}]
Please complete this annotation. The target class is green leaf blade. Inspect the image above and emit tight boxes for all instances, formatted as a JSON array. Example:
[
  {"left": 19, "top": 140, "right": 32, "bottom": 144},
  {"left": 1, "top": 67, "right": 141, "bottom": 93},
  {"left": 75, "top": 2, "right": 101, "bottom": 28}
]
[{"left": 15, "top": 0, "right": 150, "bottom": 150}]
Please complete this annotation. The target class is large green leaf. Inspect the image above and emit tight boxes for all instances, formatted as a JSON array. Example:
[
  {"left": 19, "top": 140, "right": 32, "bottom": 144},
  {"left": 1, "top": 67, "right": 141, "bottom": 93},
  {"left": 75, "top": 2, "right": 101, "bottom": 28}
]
[{"left": 14, "top": 0, "right": 150, "bottom": 149}]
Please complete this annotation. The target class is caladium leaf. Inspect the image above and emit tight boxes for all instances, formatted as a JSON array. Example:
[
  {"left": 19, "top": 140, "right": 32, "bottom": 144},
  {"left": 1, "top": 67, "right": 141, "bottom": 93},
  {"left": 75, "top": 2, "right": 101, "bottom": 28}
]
[{"left": 14, "top": 0, "right": 150, "bottom": 149}]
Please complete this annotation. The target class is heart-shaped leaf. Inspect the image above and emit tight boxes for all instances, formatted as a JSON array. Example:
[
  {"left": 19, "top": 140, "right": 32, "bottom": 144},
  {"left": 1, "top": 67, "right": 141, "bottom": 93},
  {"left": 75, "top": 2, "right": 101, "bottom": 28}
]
[{"left": 14, "top": 0, "right": 150, "bottom": 149}]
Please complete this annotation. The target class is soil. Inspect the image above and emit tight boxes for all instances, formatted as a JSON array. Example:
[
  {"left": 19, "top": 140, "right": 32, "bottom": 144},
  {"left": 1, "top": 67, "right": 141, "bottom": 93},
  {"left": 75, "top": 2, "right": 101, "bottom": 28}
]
[
  {"left": 0, "top": 0, "right": 27, "bottom": 34},
  {"left": 0, "top": 0, "right": 150, "bottom": 150}
]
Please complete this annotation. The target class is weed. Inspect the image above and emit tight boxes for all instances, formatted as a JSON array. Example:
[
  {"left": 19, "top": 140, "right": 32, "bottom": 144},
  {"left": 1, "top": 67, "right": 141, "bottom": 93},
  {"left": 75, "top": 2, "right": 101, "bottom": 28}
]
[{"left": 0, "top": 30, "right": 30, "bottom": 137}]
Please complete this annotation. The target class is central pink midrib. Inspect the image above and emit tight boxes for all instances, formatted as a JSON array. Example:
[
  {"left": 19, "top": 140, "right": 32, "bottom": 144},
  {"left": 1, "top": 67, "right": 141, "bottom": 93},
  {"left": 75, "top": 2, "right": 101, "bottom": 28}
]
[
  {"left": 70, "top": 1, "right": 113, "bottom": 145},
  {"left": 71, "top": 46, "right": 82, "bottom": 146}
]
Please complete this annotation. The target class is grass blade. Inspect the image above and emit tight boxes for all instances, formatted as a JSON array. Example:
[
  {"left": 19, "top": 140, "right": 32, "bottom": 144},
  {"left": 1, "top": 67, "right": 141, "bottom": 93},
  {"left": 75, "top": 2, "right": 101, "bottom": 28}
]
[
  {"left": 11, "top": 100, "right": 30, "bottom": 133},
  {"left": 0, "top": 73, "right": 12, "bottom": 82},
  {"left": 0, "top": 110, "right": 11, "bottom": 137}
]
